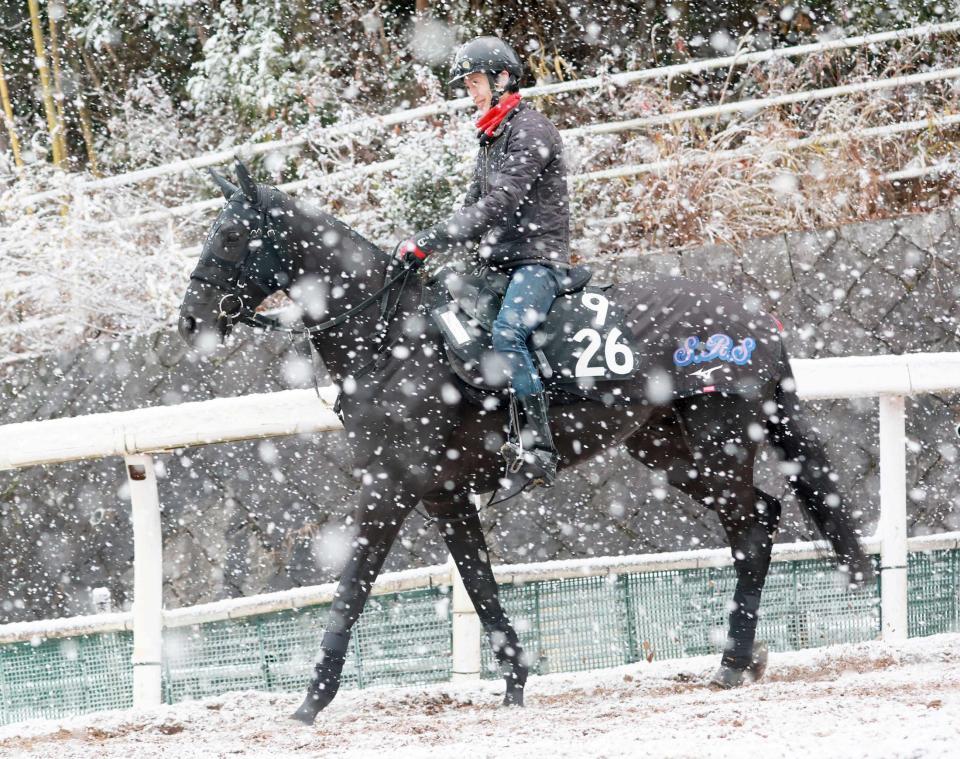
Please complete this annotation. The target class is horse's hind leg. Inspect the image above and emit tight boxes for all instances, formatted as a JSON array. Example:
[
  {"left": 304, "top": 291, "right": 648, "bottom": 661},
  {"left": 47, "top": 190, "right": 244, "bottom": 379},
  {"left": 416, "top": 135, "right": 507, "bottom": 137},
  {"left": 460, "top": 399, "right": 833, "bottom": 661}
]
[
  {"left": 622, "top": 408, "right": 783, "bottom": 531},
  {"left": 767, "top": 365, "right": 873, "bottom": 585},
  {"left": 675, "top": 394, "right": 781, "bottom": 687},
  {"left": 423, "top": 492, "right": 528, "bottom": 706},
  {"left": 624, "top": 401, "right": 781, "bottom": 687}
]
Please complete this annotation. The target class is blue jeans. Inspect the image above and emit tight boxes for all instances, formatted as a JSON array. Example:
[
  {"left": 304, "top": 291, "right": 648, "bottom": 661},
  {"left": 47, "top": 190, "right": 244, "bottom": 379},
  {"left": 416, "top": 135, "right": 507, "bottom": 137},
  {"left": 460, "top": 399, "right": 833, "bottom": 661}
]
[{"left": 491, "top": 265, "right": 558, "bottom": 398}]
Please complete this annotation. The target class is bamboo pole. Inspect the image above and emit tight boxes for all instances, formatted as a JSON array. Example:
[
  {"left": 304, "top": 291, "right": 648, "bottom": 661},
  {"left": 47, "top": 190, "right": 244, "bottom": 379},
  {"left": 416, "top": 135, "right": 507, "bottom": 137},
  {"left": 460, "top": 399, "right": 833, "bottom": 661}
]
[
  {"left": 48, "top": 7, "right": 69, "bottom": 164},
  {"left": 27, "top": 0, "right": 63, "bottom": 166},
  {"left": 0, "top": 58, "right": 24, "bottom": 169},
  {"left": 75, "top": 93, "right": 98, "bottom": 176},
  {"left": 65, "top": 36, "right": 99, "bottom": 176}
]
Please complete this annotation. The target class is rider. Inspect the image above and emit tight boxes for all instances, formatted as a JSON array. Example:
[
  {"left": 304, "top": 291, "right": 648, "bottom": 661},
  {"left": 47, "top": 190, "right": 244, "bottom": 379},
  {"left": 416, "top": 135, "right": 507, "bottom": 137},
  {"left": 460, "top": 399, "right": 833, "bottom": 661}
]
[{"left": 396, "top": 35, "right": 570, "bottom": 487}]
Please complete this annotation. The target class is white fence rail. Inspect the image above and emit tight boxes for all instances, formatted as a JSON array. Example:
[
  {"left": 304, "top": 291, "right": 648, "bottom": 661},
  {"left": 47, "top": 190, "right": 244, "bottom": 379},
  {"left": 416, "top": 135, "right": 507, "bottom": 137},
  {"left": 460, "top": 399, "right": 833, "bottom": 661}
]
[
  {"left": 95, "top": 66, "right": 960, "bottom": 231},
  {"left": 114, "top": 94, "right": 960, "bottom": 232},
  {"left": 1, "top": 352, "right": 959, "bottom": 704},
  {"left": 10, "top": 19, "right": 960, "bottom": 208}
]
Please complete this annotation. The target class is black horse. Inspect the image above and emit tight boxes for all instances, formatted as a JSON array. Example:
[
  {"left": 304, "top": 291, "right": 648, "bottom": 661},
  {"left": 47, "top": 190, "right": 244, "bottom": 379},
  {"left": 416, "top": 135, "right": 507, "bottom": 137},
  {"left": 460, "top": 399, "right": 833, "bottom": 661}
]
[{"left": 178, "top": 164, "right": 872, "bottom": 725}]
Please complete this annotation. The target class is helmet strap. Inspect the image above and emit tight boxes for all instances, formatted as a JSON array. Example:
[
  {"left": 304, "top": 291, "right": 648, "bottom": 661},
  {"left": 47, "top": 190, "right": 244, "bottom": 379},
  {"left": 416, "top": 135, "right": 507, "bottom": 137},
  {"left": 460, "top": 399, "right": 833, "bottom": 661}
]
[{"left": 486, "top": 72, "right": 501, "bottom": 107}]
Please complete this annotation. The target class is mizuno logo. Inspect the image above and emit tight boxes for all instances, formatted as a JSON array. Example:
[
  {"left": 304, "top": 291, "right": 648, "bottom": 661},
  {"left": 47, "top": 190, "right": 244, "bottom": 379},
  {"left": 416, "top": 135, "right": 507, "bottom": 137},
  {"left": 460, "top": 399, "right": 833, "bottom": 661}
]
[{"left": 690, "top": 365, "right": 725, "bottom": 381}]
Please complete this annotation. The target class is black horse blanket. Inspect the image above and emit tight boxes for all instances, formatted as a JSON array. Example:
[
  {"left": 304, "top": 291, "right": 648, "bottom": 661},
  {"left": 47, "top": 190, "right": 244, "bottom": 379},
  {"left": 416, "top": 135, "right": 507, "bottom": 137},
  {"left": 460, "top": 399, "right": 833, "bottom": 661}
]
[{"left": 431, "top": 274, "right": 784, "bottom": 406}]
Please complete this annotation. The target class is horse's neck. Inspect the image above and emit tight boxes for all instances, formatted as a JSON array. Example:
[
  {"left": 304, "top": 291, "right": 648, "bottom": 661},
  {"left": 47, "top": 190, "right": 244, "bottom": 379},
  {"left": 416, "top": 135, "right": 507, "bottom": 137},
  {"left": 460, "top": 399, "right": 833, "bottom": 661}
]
[{"left": 290, "top": 211, "right": 396, "bottom": 384}]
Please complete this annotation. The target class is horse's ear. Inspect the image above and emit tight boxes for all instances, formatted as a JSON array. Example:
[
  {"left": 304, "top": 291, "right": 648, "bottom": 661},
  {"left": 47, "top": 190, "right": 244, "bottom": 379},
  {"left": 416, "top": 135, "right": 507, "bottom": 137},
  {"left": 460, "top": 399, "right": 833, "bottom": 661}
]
[
  {"left": 209, "top": 168, "right": 238, "bottom": 200},
  {"left": 235, "top": 161, "right": 259, "bottom": 203}
]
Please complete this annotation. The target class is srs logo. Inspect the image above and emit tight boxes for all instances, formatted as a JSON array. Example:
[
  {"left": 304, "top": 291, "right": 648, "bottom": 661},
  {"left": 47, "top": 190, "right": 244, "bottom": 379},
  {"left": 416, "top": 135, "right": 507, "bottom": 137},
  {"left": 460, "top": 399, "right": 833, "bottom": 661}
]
[{"left": 672, "top": 334, "right": 757, "bottom": 367}]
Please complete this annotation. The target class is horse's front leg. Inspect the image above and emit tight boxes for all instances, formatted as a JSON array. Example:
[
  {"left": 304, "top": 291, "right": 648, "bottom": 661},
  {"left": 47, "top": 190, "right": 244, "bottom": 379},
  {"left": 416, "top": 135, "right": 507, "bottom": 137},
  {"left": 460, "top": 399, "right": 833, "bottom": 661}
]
[
  {"left": 422, "top": 491, "right": 528, "bottom": 706},
  {"left": 292, "top": 479, "right": 418, "bottom": 724}
]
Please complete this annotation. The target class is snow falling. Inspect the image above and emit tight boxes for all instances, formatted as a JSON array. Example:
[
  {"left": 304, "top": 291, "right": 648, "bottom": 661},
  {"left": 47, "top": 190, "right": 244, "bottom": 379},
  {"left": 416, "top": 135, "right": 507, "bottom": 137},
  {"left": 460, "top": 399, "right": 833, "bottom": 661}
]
[{"left": 1, "top": 2, "right": 959, "bottom": 755}]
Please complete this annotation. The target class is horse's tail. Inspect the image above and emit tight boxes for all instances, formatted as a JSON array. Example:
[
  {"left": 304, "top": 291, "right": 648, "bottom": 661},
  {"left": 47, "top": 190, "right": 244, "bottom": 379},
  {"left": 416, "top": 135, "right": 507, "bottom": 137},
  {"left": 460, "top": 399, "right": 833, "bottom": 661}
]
[{"left": 765, "top": 347, "right": 874, "bottom": 585}]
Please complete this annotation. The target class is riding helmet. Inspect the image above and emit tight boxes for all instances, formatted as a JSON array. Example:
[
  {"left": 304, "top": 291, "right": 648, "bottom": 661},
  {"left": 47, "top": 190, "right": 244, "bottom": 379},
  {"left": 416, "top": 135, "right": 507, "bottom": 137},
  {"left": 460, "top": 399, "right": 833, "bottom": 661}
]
[{"left": 448, "top": 36, "right": 523, "bottom": 90}]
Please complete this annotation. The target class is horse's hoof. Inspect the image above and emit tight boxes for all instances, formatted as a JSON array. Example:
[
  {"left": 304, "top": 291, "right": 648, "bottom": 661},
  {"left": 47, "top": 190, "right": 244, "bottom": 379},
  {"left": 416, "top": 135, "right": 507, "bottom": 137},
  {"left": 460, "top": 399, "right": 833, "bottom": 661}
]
[
  {"left": 499, "top": 663, "right": 527, "bottom": 707},
  {"left": 709, "top": 642, "right": 768, "bottom": 690},
  {"left": 501, "top": 685, "right": 524, "bottom": 707},
  {"left": 290, "top": 660, "right": 344, "bottom": 725},
  {"left": 708, "top": 664, "right": 744, "bottom": 690},
  {"left": 291, "top": 680, "right": 340, "bottom": 724},
  {"left": 291, "top": 695, "right": 321, "bottom": 725},
  {"left": 747, "top": 641, "right": 769, "bottom": 681}
]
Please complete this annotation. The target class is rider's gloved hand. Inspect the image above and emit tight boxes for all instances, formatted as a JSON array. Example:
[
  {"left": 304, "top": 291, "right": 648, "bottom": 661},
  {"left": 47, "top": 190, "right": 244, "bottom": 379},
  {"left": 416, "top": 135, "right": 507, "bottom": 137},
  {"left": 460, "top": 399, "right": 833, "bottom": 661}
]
[{"left": 396, "top": 236, "right": 429, "bottom": 269}]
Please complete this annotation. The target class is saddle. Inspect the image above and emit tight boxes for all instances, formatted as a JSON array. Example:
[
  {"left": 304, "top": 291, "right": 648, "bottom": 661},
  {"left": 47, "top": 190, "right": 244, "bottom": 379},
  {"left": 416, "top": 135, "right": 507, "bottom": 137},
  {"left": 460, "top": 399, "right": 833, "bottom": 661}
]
[
  {"left": 442, "top": 264, "right": 594, "bottom": 332},
  {"left": 427, "top": 265, "right": 642, "bottom": 398}
]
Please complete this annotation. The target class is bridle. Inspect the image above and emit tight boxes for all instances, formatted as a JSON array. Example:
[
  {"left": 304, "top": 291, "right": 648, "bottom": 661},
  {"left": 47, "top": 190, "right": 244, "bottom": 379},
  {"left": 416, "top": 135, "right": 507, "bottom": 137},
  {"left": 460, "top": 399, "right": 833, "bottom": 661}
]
[{"left": 190, "top": 195, "right": 415, "bottom": 338}]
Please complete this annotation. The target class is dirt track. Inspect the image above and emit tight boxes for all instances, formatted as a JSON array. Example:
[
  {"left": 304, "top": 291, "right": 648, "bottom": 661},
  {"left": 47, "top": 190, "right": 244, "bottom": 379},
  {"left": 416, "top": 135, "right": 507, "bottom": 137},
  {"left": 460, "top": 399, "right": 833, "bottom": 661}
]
[{"left": 2, "top": 634, "right": 958, "bottom": 759}]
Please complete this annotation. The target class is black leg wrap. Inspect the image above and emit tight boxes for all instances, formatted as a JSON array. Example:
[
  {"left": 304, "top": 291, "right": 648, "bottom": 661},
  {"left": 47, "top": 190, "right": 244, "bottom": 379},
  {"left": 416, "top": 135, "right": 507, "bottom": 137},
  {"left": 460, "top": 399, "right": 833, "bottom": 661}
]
[
  {"left": 720, "top": 589, "right": 762, "bottom": 669},
  {"left": 291, "top": 645, "right": 349, "bottom": 725},
  {"left": 488, "top": 626, "right": 528, "bottom": 707},
  {"left": 710, "top": 641, "right": 768, "bottom": 690}
]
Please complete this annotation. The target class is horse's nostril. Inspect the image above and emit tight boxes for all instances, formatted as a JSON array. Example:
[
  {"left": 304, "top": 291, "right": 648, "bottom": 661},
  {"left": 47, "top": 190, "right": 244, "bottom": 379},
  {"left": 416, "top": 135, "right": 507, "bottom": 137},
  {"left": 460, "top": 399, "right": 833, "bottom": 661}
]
[{"left": 178, "top": 315, "right": 197, "bottom": 339}]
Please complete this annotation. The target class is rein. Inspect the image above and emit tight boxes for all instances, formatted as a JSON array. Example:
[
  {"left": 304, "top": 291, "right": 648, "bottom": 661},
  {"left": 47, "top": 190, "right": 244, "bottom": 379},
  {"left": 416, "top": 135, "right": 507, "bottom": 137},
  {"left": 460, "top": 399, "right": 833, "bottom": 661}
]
[
  {"left": 193, "top": 191, "right": 526, "bottom": 513},
  {"left": 240, "top": 263, "right": 413, "bottom": 336},
  {"left": 240, "top": 262, "right": 417, "bottom": 403},
  {"left": 193, "top": 197, "right": 415, "bottom": 338}
]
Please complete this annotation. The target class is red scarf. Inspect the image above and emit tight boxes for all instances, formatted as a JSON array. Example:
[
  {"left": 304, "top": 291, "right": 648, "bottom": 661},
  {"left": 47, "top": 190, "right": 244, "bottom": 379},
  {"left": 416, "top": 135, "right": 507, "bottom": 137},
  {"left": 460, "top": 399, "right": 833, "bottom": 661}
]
[{"left": 476, "top": 92, "right": 522, "bottom": 137}]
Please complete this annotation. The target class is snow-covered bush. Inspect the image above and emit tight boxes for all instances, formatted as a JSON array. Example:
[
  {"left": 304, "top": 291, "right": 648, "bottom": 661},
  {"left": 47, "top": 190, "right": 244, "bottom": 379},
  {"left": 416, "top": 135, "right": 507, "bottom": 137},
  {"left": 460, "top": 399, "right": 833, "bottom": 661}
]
[
  {"left": 99, "top": 75, "right": 189, "bottom": 169},
  {"left": 185, "top": 2, "right": 329, "bottom": 128}
]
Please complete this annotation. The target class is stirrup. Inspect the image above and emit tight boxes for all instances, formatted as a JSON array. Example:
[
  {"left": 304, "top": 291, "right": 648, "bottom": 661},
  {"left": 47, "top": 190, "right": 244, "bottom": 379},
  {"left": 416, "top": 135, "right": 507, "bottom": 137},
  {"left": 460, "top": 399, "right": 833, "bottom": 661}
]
[
  {"left": 500, "top": 440, "right": 526, "bottom": 474},
  {"left": 501, "top": 391, "right": 558, "bottom": 488},
  {"left": 499, "top": 442, "right": 557, "bottom": 488},
  {"left": 524, "top": 447, "right": 558, "bottom": 487}
]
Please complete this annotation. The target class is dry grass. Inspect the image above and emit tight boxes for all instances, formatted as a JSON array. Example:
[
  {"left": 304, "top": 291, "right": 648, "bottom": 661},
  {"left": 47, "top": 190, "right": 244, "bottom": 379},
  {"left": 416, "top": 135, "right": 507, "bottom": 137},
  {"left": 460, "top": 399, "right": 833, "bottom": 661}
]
[
  {"left": 570, "top": 34, "right": 960, "bottom": 255},
  {"left": 1, "top": 33, "right": 958, "bottom": 359}
]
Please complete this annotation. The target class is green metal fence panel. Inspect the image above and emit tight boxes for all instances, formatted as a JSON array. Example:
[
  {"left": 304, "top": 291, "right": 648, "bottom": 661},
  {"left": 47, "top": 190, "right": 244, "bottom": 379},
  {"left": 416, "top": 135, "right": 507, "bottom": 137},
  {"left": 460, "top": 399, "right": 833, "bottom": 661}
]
[
  {"left": 481, "top": 557, "right": 882, "bottom": 677},
  {"left": 0, "top": 632, "right": 133, "bottom": 724},
  {"left": 624, "top": 565, "right": 731, "bottom": 661},
  {"left": 348, "top": 587, "right": 452, "bottom": 689},
  {"left": 0, "top": 550, "right": 956, "bottom": 727},
  {"left": 162, "top": 606, "right": 328, "bottom": 704},
  {"left": 485, "top": 574, "right": 632, "bottom": 676},
  {"left": 163, "top": 587, "right": 452, "bottom": 704},
  {"left": 763, "top": 559, "right": 880, "bottom": 651},
  {"left": 908, "top": 549, "right": 960, "bottom": 637}
]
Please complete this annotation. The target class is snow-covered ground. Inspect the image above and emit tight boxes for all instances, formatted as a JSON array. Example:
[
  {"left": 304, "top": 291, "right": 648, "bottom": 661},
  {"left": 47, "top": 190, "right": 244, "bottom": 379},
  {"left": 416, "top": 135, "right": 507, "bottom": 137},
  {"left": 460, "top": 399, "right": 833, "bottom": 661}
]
[{"left": 2, "top": 634, "right": 958, "bottom": 759}]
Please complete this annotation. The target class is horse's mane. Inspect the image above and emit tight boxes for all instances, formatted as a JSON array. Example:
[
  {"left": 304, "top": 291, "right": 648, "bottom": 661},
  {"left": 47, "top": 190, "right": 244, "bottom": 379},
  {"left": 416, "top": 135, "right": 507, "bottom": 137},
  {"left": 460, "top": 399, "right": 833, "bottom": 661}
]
[{"left": 268, "top": 186, "right": 389, "bottom": 265}]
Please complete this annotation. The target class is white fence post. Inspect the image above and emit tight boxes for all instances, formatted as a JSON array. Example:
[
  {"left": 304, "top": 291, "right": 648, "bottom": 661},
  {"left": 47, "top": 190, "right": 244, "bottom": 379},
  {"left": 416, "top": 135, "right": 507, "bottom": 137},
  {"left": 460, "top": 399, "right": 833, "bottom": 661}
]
[
  {"left": 449, "top": 555, "right": 482, "bottom": 681},
  {"left": 878, "top": 394, "right": 908, "bottom": 641},
  {"left": 125, "top": 453, "right": 164, "bottom": 707}
]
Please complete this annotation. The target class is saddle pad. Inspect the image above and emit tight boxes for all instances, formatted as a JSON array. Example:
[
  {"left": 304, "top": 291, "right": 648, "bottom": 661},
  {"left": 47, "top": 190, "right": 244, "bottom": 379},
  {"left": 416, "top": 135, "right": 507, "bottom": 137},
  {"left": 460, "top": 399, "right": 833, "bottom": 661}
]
[
  {"left": 432, "top": 285, "right": 642, "bottom": 389},
  {"left": 430, "top": 274, "right": 784, "bottom": 405}
]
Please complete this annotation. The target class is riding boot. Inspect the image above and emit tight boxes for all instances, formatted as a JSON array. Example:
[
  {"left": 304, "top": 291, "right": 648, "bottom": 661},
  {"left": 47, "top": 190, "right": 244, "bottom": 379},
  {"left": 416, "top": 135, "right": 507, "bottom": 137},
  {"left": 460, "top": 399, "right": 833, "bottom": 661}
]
[{"left": 518, "top": 391, "right": 559, "bottom": 487}]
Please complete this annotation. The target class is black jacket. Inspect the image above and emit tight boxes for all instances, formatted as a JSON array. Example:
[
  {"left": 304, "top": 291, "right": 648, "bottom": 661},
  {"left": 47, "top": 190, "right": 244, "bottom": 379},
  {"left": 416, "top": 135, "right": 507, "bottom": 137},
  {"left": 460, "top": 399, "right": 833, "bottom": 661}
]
[{"left": 417, "top": 101, "right": 570, "bottom": 270}]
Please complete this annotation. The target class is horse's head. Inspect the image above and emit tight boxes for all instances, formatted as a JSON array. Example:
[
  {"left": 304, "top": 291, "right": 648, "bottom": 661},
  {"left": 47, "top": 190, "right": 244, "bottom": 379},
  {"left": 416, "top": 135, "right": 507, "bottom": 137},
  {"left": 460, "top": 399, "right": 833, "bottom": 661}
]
[{"left": 178, "top": 162, "right": 291, "bottom": 349}]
